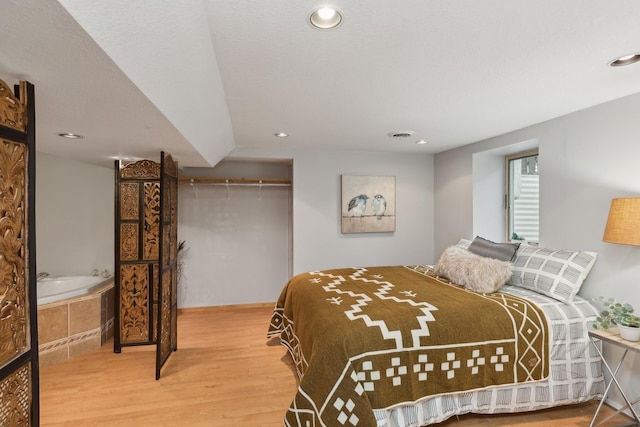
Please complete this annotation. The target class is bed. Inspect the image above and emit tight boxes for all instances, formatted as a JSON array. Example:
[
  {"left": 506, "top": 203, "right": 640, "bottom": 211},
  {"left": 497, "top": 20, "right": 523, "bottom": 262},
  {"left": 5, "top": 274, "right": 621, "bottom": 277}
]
[{"left": 267, "top": 239, "right": 605, "bottom": 426}]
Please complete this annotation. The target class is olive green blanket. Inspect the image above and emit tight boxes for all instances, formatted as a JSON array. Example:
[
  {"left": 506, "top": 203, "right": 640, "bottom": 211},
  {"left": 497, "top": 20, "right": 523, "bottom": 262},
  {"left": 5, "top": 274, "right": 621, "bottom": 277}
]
[{"left": 267, "top": 265, "right": 549, "bottom": 427}]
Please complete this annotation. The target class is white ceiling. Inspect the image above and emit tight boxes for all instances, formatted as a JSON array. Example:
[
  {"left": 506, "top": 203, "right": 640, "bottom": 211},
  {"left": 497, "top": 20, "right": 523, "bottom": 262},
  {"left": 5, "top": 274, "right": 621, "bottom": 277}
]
[{"left": 2, "top": 1, "right": 640, "bottom": 168}]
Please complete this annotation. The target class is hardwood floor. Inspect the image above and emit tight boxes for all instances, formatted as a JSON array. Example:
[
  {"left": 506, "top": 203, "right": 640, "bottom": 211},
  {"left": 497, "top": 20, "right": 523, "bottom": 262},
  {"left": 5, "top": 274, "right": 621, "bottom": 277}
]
[{"left": 40, "top": 304, "right": 632, "bottom": 426}]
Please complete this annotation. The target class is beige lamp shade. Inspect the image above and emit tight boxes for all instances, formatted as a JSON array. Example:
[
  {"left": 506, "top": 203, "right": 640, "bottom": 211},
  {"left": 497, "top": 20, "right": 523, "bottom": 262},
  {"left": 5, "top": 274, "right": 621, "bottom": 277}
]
[{"left": 603, "top": 197, "right": 640, "bottom": 246}]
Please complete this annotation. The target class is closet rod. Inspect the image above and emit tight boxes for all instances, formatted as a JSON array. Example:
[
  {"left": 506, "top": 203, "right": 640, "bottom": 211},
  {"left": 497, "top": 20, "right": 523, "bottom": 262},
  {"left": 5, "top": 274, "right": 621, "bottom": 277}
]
[{"left": 178, "top": 177, "right": 291, "bottom": 186}]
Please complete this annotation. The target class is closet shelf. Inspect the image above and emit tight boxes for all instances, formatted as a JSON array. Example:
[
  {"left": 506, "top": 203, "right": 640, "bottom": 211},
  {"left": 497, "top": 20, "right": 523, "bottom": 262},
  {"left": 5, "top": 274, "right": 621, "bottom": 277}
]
[{"left": 178, "top": 177, "right": 291, "bottom": 186}]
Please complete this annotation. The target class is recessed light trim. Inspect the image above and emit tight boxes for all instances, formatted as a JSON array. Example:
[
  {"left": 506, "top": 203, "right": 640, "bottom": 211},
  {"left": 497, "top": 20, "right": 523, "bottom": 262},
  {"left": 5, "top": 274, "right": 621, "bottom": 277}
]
[
  {"left": 387, "top": 130, "right": 415, "bottom": 138},
  {"left": 57, "top": 132, "right": 84, "bottom": 139},
  {"left": 609, "top": 53, "right": 640, "bottom": 67},
  {"left": 274, "top": 132, "right": 289, "bottom": 138},
  {"left": 309, "top": 7, "right": 342, "bottom": 30},
  {"left": 110, "top": 156, "right": 139, "bottom": 162},
  {"left": 415, "top": 139, "right": 429, "bottom": 145}
]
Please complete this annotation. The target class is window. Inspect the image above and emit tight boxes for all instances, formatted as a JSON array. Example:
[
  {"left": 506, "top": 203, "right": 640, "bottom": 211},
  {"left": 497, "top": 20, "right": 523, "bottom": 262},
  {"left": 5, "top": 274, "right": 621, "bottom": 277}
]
[{"left": 505, "top": 149, "right": 538, "bottom": 243}]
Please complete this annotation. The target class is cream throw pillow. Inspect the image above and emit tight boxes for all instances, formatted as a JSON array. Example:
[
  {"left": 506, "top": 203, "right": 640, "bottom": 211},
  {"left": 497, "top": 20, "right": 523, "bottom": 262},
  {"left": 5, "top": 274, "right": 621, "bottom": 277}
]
[{"left": 434, "top": 246, "right": 513, "bottom": 294}]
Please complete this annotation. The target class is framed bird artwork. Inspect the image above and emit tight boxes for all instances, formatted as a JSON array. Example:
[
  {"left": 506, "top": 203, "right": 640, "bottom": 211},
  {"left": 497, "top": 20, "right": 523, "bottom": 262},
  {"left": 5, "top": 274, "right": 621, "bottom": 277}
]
[{"left": 341, "top": 175, "right": 395, "bottom": 233}]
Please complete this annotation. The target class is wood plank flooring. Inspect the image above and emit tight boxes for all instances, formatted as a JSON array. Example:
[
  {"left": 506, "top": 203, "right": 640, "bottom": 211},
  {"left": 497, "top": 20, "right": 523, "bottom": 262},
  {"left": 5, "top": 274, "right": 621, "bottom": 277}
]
[{"left": 39, "top": 304, "right": 632, "bottom": 426}]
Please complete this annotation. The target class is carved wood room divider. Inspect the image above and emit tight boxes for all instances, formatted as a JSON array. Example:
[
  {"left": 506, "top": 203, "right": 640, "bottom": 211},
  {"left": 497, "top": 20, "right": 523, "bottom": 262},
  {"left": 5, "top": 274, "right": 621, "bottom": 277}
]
[
  {"left": 114, "top": 152, "right": 178, "bottom": 379},
  {"left": 0, "top": 80, "right": 39, "bottom": 424},
  {"left": 115, "top": 159, "right": 160, "bottom": 350},
  {"left": 156, "top": 152, "right": 178, "bottom": 379}
]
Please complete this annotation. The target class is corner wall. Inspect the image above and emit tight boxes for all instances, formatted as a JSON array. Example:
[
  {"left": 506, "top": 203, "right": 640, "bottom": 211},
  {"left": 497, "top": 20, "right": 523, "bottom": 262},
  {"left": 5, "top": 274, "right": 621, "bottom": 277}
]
[
  {"left": 36, "top": 148, "right": 435, "bottom": 307},
  {"left": 292, "top": 149, "right": 435, "bottom": 274},
  {"left": 230, "top": 147, "right": 435, "bottom": 275},
  {"left": 434, "top": 91, "right": 640, "bottom": 412},
  {"left": 36, "top": 152, "right": 114, "bottom": 276},
  {"left": 178, "top": 147, "right": 435, "bottom": 306}
]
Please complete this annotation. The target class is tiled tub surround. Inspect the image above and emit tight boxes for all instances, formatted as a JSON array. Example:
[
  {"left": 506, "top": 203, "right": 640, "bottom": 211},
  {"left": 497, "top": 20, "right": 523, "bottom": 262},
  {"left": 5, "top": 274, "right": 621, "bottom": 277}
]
[{"left": 37, "top": 278, "right": 115, "bottom": 367}]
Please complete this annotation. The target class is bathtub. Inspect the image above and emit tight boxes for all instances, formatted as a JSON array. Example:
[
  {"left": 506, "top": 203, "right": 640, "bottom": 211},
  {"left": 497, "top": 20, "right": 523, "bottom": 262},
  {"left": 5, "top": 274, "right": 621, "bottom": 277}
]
[
  {"left": 37, "top": 276, "right": 110, "bottom": 305},
  {"left": 37, "top": 275, "right": 115, "bottom": 366}
]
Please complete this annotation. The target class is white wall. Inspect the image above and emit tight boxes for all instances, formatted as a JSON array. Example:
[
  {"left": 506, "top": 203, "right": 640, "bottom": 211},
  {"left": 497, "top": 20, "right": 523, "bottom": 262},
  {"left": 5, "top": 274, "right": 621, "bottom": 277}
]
[
  {"left": 176, "top": 148, "right": 435, "bottom": 307},
  {"left": 292, "top": 150, "right": 435, "bottom": 273},
  {"left": 471, "top": 139, "right": 539, "bottom": 242},
  {"left": 177, "top": 148, "right": 435, "bottom": 307},
  {"left": 177, "top": 184, "right": 291, "bottom": 307},
  {"left": 229, "top": 147, "right": 435, "bottom": 275},
  {"left": 434, "top": 91, "right": 640, "bottom": 412},
  {"left": 36, "top": 152, "right": 114, "bottom": 276},
  {"left": 36, "top": 148, "right": 434, "bottom": 308},
  {"left": 471, "top": 149, "right": 504, "bottom": 242},
  {"left": 177, "top": 161, "right": 292, "bottom": 307}
]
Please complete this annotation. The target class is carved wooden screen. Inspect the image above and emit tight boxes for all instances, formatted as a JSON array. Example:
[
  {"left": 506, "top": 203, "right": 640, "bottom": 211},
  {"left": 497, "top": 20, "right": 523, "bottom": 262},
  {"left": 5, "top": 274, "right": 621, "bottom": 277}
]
[
  {"left": 114, "top": 159, "right": 161, "bottom": 352},
  {"left": 156, "top": 152, "right": 178, "bottom": 379},
  {"left": 0, "top": 80, "right": 39, "bottom": 424}
]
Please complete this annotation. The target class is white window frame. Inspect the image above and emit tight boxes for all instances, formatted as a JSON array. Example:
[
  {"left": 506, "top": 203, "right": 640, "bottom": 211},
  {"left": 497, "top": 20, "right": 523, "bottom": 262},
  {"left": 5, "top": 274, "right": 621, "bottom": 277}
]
[{"left": 504, "top": 149, "right": 539, "bottom": 243}]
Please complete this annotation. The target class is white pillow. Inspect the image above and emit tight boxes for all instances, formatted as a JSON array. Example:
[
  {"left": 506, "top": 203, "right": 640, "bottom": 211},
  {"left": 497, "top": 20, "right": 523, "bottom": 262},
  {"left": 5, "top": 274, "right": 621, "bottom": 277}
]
[
  {"left": 507, "top": 245, "right": 597, "bottom": 303},
  {"left": 434, "top": 246, "right": 512, "bottom": 294}
]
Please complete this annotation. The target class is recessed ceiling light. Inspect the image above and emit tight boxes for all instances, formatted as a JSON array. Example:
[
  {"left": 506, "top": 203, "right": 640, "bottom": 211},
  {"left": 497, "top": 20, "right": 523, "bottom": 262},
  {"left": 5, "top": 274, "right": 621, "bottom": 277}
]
[
  {"left": 110, "top": 156, "right": 138, "bottom": 162},
  {"left": 309, "top": 7, "right": 342, "bottom": 29},
  {"left": 57, "top": 132, "right": 84, "bottom": 139},
  {"left": 274, "top": 132, "right": 289, "bottom": 138},
  {"left": 415, "top": 139, "right": 429, "bottom": 145},
  {"left": 609, "top": 53, "right": 640, "bottom": 67},
  {"left": 387, "top": 130, "right": 415, "bottom": 138}
]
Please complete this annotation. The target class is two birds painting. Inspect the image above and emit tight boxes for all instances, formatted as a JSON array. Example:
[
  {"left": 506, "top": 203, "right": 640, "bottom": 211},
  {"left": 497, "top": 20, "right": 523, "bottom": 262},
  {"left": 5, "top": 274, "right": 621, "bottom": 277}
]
[
  {"left": 341, "top": 175, "right": 395, "bottom": 233},
  {"left": 347, "top": 194, "right": 387, "bottom": 219}
]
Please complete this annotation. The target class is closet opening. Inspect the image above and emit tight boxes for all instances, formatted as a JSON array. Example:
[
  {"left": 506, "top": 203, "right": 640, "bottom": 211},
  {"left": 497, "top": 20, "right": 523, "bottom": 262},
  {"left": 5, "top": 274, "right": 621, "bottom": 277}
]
[{"left": 177, "top": 159, "right": 293, "bottom": 308}]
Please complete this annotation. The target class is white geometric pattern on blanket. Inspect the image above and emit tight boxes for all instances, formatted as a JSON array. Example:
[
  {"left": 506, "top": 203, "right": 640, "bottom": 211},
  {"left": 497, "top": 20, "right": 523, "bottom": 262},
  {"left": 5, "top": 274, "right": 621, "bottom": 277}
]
[
  {"left": 334, "top": 372, "right": 362, "bottom": 425},
  {"left": 357, "top": 346, "right": 512, "bottom": 392},
  {"left": 492, "top": 293, "right": 545, "bottom": 382},
  {"left": 311, "top": 268, "right": 545, "bottom": 427},
  {"left": 269, "top": 309, "right": 308, "bottom": 379},
  {"left": 321, "top": 368, "right": 364, "bottom": 426},
  {"left": 313, "top": 268, "right": 438, "bottom": 349},
  {"left": 271, "top": 267, "right": 581, "bottom": 427},
  {"left": 373, "top": 285, "right": 605, "bottom": 426}
]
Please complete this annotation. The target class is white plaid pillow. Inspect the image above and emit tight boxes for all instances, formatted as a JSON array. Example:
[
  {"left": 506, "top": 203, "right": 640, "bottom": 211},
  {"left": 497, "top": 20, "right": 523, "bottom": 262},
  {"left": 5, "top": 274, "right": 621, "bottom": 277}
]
[{"left": 508, "top": 245, "right": 597, "bottom": 303}]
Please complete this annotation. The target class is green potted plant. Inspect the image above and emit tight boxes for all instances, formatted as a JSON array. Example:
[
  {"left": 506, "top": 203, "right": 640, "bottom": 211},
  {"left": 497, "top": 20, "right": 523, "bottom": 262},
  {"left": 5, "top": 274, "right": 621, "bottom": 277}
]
[{"left": 592, "top": 296, "right": 640, "bottom": 341}]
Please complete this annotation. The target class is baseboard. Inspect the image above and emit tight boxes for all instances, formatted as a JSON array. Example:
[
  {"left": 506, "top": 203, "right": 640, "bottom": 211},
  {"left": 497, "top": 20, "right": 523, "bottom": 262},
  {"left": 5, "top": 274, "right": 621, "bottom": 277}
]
[{"left": 178, "top": 301, "right": 275, "bottom": 314}]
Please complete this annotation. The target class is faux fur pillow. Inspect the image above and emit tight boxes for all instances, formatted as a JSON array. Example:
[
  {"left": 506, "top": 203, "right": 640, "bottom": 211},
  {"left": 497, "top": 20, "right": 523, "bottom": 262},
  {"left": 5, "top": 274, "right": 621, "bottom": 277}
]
[{"left": 434, "top": 246, "right": 513, "bottom": 294}]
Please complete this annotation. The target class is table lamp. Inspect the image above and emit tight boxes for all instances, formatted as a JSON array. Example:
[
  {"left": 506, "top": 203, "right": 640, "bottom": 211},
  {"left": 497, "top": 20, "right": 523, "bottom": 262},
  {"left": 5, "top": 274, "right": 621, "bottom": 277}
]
[{"left": 603, "top": 197, "right": 640, "bottom": 246}]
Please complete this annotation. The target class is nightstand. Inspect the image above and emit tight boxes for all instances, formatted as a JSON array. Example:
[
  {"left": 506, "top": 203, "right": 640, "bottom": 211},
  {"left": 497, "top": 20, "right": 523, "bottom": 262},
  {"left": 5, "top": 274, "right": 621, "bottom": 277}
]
[{"left": 589, "top": 327, "right": 640, "bottom": 426}]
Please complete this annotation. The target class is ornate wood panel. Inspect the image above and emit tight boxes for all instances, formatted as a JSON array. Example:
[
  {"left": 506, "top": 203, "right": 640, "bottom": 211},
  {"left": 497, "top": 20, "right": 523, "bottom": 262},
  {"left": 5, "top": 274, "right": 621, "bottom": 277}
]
[
  {"left": 156, "top": 152, "right": 178, "bottom": 380},
  {"left": 114, "top": 160, "right": 161, "bottom": 351},
  {"left": 0, "top": 80, "right": 39, "bottom": 425}
]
